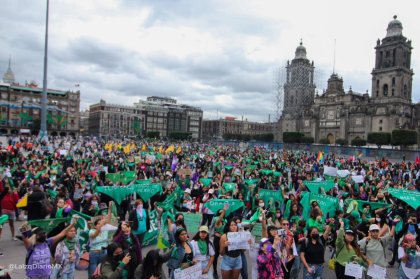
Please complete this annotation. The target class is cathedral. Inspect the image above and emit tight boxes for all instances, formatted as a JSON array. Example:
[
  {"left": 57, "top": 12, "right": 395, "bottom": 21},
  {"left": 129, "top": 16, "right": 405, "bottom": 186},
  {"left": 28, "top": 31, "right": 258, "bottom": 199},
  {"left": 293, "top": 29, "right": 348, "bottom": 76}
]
[{"left": 278, "top": 16, "right": 417, "bottom": 144}]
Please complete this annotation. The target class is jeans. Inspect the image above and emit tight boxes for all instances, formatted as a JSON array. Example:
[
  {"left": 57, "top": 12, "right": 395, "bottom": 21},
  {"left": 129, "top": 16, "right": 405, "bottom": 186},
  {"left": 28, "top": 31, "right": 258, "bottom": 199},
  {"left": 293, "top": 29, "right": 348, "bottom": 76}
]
[
  {"left": 303, "top": 264, "right": 323, "bottom": 279},
  {"left": 397, "top": 264, "right": 414, "bottom": 279},
  {"left": 221, "top": 255, "right": 242, "bottom": 270},
  {"left": 89, "top": 251, "right": 106, "bottom": 278},
  {"left": 240, "top": 251, "right": 248, "bottom": 279},
  {"left": 290, "top": 256, "right": 301, "bottom": 279}
]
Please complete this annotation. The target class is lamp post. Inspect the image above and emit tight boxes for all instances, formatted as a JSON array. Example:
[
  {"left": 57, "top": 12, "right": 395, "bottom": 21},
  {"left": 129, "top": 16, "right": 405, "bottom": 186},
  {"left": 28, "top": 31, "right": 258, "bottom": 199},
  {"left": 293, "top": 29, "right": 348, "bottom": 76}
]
[{"left": 40, "top": 0, "right": 49, "bottom": 141}]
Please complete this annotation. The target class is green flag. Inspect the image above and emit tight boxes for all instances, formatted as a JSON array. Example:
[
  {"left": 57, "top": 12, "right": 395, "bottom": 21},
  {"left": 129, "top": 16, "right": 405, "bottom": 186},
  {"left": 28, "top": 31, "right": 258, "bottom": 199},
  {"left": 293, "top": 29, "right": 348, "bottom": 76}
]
[
  {"left": 156, "top": 192, "right": 176, "bottom": 211},
  {"left": 183, "top": 213, "right": 202, "bottom": 235},
  {"left": 200, "top": 178, "right": 212, "bottom": 187},
  {"left": 387, "top": 188, "right": 420, "bottom": 209},
  {"left": 142, "top": 209, "right": 159, "bottom": 246},
  {"left": 223, "top": 183, "right": 236, "bottom": 193},
  {"left": 106, "top": 173, "right": 121, "bottom": 184},
  {"left": 300, "top": 192, "right": 339, "bottom": 219},
  {"left": 95, "top": 186, "right": 134, "bottom": 204},
  {"left": 346, "top": 199, "right": 391, "bottom": 212},
  {"left": 259, "top": 189, "right": 284, "bottom": 212},
  {"left": 28, "top": 217, "right": 71, "bottom": 234},
  {"left": 304, "top": 180, "right": 335, "bottom": 193},
  {"left": 134, "top": 183, "right": 162, "bottom": 202},
  {"left": 204, "top": 199, "right": 245, "bottom": 216}
]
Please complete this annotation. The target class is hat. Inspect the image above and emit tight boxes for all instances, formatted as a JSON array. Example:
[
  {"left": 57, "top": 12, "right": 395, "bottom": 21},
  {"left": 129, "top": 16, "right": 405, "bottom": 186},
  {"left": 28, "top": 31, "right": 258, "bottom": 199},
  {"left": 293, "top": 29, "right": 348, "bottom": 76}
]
[
  {"left": 184, "top": 188, "right": 191, "bottom": 194},
  {"left": 199, "top": 226, "right": 209, "bottom": 233},
  {"left": 260, "top": 237, "right": 270, "bottom": 247},
  {"left": 369, "top": 224, "right": 380, "bottom": 231},
  {"left": 345, "top": 229, "right": 356, "bottom": 235},
  {"left": 208, "top": 189, "right": 214, "bottom": 194}
]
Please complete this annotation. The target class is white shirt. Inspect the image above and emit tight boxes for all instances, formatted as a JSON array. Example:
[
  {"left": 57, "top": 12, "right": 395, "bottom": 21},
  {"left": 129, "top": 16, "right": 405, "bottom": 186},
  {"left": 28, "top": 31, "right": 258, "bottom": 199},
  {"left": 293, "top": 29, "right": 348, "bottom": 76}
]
[
  {"left": 398, "top": 247, "right": 420, "bottom": 279},
  {"left": 191, "top": 240, "right": 215, "bottom": 262}
]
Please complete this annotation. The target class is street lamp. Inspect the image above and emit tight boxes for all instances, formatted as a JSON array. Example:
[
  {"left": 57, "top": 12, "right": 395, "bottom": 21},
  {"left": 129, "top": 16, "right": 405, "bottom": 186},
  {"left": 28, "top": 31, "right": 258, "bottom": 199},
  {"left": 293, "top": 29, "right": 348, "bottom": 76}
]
[{"left": 40, "top": 0, "right": 49, "bottom": 141}]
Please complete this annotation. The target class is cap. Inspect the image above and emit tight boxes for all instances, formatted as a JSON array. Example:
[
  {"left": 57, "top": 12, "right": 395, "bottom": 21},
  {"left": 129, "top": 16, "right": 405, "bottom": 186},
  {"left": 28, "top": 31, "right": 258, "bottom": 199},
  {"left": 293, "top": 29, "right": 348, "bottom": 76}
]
[
  {"left": 260, "top": 237, "right": 270, "bottom": 247},
  {"left": 369, "top": 224, "right": 380, "bottom": 231},
  {"left": 208, "top": 189, "right": 214, "bottom": 194},
  {"left": 199, "top": 226, "right": 209, "bottom": 233},
  {"left": 184, "top": 188, "right": 191, "bottom": 194},
  {"left": 345, "top": 229, "right": 356, "bottom": 235}
]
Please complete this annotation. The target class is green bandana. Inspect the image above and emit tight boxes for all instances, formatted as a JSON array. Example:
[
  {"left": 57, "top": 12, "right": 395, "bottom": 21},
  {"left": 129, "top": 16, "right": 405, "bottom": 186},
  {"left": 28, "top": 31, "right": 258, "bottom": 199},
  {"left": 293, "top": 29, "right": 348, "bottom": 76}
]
[
  {"left": 64, "top": 238, "right": 76, "bottom": 251},
  {"left": 56, "top": 208, "right": 64, "bottom": 218},
  {"left": 197, "top": 239, "right": 208, "bottom": 255}
]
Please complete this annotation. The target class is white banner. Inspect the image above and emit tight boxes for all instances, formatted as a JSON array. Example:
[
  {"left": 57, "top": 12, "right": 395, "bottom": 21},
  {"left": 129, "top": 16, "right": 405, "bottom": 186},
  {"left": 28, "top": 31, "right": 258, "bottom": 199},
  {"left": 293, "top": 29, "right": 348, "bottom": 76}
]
[
  {"left": 337, "top": 170, "right": 350, "bottom": 178},
  {"left": 227, "top": 231, "right": 251, "bottom": 251},
  {"left": 352, "top": 175, "right": 364, "bottom": 184},
  {"left": 174, "top": 263, "right": 202, "bottom": 279},
  {"left": 324, "top": 167, "right": 337, "bottom": 177}
]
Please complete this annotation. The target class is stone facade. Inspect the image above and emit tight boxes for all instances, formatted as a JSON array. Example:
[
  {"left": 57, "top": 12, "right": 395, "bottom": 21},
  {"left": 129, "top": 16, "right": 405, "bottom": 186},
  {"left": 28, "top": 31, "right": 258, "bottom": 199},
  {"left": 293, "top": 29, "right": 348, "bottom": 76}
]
[{"left": 278, "top": 16, "right": 417, "bottom": 145}]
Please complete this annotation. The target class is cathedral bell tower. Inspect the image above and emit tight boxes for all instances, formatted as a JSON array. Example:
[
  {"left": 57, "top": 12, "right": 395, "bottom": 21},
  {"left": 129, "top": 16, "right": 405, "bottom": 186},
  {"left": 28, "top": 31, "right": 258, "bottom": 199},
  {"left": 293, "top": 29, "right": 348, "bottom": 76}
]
[{"left": 371, "top": 16, "right": 413, "bottom": 101}]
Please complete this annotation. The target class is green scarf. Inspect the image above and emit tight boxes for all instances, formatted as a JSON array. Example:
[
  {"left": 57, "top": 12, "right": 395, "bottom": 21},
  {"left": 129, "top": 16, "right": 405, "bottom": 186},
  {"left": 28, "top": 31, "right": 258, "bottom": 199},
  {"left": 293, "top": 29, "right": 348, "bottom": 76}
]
[
  {"left": 56, "top": 208, "right": 64, "bottom": 218},
  {"left": 197, "top": 239, "right": 208, "bottom": 255},
  {"left": 64, "top": 238, "right": 76, "bottom": 251}
]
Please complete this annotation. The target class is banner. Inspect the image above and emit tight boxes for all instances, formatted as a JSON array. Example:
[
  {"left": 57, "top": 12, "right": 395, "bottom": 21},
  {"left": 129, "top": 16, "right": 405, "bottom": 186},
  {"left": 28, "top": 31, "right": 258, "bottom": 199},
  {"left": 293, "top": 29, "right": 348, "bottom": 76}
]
[
  {"left": 324, "top": 167, "right": 337, "bottom": 177},
  {"left": 142, "top": 210, "right": 159, "bottom": 246},
  {"left": 304, "top": 180, "right": 335, "bottom": 193},
  {"left": 337, "top": 170, "right": 350, "bottom": 178},
  {"left": 95, "top": 186, "right": 134, "bottom": 204},
  {"left": 258, "top": 189, "right": 284, "bottom": 210},
  {"left": 223, "top": 183, "right": 236, "bottom": 193},
  {"left": 134, "top": 183, "right": 162, "bottom": 202},
  {"left": 183, "top": 213, "right": 202, "bottom": 236},
  {"left": 28, "top": 217, "right": 71, "bottom": 234},
  {"left": 251, "top": 223, "right": 263, "bottom": 242},
  {"left": 346, "top": 199, "right": 391, "bottom": 212},
  {"left": 352, "top": 175, "right": 364, "bottom": 184},
  {"left": 300, "top": 192, "right": 339, "bottom": 219},
  {"left": 387, "top": 188, "right": 420, "bottom": 209},
  {"left": 204, "top": 199, "right": 245, "bottom": 216}
]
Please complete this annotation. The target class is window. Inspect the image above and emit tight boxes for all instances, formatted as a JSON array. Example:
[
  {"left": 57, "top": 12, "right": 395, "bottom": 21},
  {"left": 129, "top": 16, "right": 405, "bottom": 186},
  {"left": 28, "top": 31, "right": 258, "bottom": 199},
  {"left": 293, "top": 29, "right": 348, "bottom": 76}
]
[
  {"left": 383, "top": 84, "right": 388, "bottom": 96},
  {"left": 392, "top": 77, "right": 395, "bottom": 86},
  {"left": 379, "top": 127, "right": 382, "bottom": 131},
  {"left": 379, "top": 119, "right": 383, "bottom": 124}
]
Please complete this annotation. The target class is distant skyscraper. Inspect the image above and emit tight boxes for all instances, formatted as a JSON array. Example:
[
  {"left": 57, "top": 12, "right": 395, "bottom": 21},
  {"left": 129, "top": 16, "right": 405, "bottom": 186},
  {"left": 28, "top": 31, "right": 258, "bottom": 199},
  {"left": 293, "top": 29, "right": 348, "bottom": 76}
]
[{"left": 3, "top": 57, "right": 15, "bottom": 84}]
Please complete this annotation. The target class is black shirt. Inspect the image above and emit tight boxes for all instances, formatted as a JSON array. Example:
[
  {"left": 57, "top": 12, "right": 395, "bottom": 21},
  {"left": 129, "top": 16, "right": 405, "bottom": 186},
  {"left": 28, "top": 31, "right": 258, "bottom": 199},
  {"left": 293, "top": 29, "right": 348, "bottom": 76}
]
[{"left": 299, "top": 236, "right": 326, "bottom": 265}]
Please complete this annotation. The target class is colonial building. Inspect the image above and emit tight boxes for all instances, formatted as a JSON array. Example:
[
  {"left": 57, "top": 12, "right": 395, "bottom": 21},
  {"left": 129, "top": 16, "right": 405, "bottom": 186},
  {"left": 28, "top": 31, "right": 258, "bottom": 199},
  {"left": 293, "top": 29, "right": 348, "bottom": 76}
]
[
  {"left": 88, "top": 100, "right": 143, "bottom": 138},
  {"left": 278, "top": 16, "right": 416, "bottom": 144},
  {"left": 202, "top": 117, "right": 273, "bottom": 140},
  {"left": 0, "top": 64, "right": 80, "bottom": 136},
  {"left": 89, "top": 96, "right": 203, "bottom": 139}
]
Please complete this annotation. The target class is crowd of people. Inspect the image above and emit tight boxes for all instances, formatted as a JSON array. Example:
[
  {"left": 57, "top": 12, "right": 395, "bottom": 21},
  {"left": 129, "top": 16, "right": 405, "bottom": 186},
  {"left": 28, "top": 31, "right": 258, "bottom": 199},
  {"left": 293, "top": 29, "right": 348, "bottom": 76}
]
[{"left": 0, "top": 135, "right": 419, "bottom": 279}]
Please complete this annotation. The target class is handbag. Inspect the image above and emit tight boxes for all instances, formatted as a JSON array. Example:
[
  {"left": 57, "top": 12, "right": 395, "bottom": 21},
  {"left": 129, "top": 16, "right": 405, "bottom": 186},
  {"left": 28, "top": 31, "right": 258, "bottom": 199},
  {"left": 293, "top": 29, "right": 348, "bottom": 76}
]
[
  {"left": 328, "top": 245, "right": 344, "bottom": 270},
  {"left": 75, "top": 251, "right": 90, "bottom": 271}
]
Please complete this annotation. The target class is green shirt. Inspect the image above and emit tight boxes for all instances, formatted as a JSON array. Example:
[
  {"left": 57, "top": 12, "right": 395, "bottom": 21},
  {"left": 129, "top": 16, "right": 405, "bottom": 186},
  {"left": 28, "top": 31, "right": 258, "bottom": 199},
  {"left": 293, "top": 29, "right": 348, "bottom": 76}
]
[{"left": 335, "top": 228, "right": 364, "bottom": 266}]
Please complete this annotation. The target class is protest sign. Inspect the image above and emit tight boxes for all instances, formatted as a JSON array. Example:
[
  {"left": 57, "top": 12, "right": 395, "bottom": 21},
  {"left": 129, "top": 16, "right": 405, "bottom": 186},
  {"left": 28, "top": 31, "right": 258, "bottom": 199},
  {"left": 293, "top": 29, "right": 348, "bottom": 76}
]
[
  {"left": 174, "top": 263, "right": 202, "bottom": 279},
  {"left": 227, "top": 231, "right": 251, "bottom": 251},
  {"left": 183, "top": 213, "right": 202, "bottom": 236},
  {"left": 367, "top": 264, "right": 386, "bottom": 279},
  {"left": 344, "top": 263, "right": 363, "bottom": 278},
  {"left": 352, "top": 175, "right": 364, "bottom": 184},
  {"left": 387, "top": 188, "right": 420, "bottom": 209},
  {"left": 304, "top": 180, "right": 335, "bottom": 193},
  {"left": 324, "top": 166, "right": 337, "bottom": 177},
  {"left": 337, "top": 170, "right": 350, "bottom": 178}
]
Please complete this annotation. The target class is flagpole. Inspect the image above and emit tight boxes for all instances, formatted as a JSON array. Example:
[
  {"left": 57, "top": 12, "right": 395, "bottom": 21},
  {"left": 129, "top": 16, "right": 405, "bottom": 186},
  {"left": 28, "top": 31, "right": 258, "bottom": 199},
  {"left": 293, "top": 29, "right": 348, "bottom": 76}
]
[{"left": 40, "top": 0, "right": 49, "bottom": 141}]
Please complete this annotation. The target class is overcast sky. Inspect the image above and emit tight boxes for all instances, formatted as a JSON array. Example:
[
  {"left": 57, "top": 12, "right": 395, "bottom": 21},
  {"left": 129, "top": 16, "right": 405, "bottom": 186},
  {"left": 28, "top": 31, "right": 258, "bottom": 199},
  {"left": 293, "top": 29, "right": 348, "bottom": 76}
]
[{"left": 0, "top": 0, "right": 418, "bottom": 122}]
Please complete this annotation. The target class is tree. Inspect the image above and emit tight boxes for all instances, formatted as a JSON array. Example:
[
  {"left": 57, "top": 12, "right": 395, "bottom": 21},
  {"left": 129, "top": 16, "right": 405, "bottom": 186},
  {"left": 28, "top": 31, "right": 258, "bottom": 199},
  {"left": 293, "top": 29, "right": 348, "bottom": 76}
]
[
  {"left": 283, "top": 132, "right": 304, "bottom": 143},
  {"left": 351, "top": 138, "right": 367, "bottom": 147},
  {"left": 253, "top": 133, "right": 274, "bottom": 142},
  {"left": 146, "top": 131, "right": 160, "bottom": 139},
  {"left": 391, "top": 129, "right": 417, "bottom": 148},
  {"left": 169, "top": 131, "right": 192, "bottom": 140},
  {"left": 335, "top": 138, "right": 347, "bottom": 146},
  {"left": 367, "top": 132, "right": 391, "bottom": 148},
  {"left": 300, "top": 136, "right": 314, "bottom": 143},
  {"left": 319, "top": 138, "right": 330, "bottom": 144}
]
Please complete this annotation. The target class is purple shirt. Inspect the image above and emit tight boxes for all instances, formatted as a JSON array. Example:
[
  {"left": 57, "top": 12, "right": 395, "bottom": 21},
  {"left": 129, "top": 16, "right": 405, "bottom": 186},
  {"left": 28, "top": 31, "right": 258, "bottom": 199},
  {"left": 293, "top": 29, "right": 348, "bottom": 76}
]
[{"left": 26, "top": 237, "right": 54, "bottom": 278}]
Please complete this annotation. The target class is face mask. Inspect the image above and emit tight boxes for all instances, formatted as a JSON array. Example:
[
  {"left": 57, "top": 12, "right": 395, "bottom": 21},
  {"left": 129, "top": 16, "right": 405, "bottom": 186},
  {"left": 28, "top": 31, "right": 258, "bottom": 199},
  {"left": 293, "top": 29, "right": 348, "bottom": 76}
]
[
  {"left": 311, "top": 233, "right": 319, "bottom": 240},
  {"left": 266, "top": 244, "right": 273, "bottom": 252},
  {"left": 376, "top": 218, "right": 381, "bottom": 222},
  {"left": 259, "top": 203, "right": 265, "bottom": 208},
  {"left": 194, "top": 185, "right": 199, "bottom": 189},
  {"left": 176, "top": 219, "right": 183, "bottom": 225},
  {"left": 92, "top": 201, "right": 98, "bottom": 206}
]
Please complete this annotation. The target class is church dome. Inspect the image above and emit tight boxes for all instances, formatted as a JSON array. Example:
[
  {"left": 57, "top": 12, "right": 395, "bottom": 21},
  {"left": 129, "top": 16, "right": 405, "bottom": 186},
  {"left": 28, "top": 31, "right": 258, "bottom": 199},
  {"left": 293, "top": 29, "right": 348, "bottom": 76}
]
[
  {"left": 294, "top": 41, "right": 307, "bottom": 59},
  {"left": 386, "top": 15, "right": 403, "bottom": 38}
]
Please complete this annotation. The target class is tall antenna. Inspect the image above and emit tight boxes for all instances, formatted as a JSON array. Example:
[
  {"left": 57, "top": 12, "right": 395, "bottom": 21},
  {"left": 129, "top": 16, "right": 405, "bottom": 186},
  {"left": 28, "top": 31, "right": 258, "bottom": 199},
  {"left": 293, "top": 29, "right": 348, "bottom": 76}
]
[{"left": 333, "top": 38, "right": 336, "bottom": 74}]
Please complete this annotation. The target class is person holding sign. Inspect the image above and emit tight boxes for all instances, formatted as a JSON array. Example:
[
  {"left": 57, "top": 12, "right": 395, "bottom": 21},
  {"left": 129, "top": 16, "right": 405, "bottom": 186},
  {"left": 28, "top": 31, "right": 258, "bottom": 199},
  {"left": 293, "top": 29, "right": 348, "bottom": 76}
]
[
  {"left": 219, "top": 219, "right": 243, "bottom": 279},
  {"left": 167, "top": 227, "right": 196, "bottom": 279},
  {"left": 335, "top": 220, "right": 371, "bottom": 279},
  {"left": 397, "top": 234, "right": 420, "bottom": 279},
  {"left": 191, "top": 225, "right": 215, "bottom": 278}
]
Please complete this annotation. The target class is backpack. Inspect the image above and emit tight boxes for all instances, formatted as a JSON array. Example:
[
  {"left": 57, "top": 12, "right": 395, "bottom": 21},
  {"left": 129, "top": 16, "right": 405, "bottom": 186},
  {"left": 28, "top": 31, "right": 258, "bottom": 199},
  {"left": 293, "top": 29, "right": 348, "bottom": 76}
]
[{"left": 364, "top": 238, "right": 385, "bottom": 258}]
